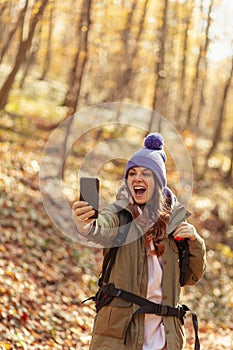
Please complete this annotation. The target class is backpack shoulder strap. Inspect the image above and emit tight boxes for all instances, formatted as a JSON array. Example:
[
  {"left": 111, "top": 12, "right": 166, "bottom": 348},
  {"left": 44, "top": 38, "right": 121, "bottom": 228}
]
[
  {"left": 98, "top": 209, "right": 132, "bottom": 287},
  {"left": 175, "top": 238, "right": 190, "bottom": 286}
]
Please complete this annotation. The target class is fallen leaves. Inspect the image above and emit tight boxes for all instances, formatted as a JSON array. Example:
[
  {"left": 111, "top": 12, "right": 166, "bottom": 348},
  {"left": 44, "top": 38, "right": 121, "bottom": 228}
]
[
  {"left": 0, "top": 114, "right": 99, "bottom": 348},
  {"left": 0, "top": 231, "right": 98, "bottom": 348},
  {"left": 0, "top": 112, "right": 232, "bottom": 349}
]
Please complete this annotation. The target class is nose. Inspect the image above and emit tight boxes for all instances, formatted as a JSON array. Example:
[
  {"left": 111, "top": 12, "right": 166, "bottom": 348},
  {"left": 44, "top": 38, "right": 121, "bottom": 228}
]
[{"left": 135, "top": 172, "right": 143, "bottom": 181}]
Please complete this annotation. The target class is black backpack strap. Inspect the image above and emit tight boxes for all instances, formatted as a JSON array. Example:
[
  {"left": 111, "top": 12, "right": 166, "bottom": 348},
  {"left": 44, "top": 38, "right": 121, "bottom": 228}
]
[
  {"left": 98, "top": 247, "right": 118, "bottom": 287},
  {"left": 182, "top": 304, "right": 200, "bottom": 350},
  {"left": 102, "top": 283, "right": 186, "bottom": 318},
  {"left": 96, "top": 283, "right": 200, "bottom": 350},
  {"left": 98, "top": 209, "right": 132, "bottom": 287},
  {"left": 175, "top": 238, "right": 190, "bottom": 286}
]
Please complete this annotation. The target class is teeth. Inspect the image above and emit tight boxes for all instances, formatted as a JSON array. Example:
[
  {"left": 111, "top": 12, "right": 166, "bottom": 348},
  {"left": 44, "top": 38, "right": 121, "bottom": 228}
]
[{"left": 134, "top": 186, "right": 145, "bottom": 189}]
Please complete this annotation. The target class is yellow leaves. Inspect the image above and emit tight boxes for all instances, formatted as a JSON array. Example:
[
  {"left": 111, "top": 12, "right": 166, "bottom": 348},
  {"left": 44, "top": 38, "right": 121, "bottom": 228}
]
[
  {"left": 216, "top": 243, "right": 233, "bottom": 260},
  {"left": 5, "top": 271, "right": 16, "bottom": 279},
  {"left": 181, "top": 129, "right": 197, "bottom": 150},
  {"left": 79, "top": 334, "right": 92, "bottom": 345},
  {"left": 31, "top": 1, "right": 44, "bottom": 17},
  {"left": 208, "top": 154, "right": 232, "bottom": 174},
  {"left": 0, "top": 244, "right": 6, "bottom": 252},
  {"left": 0, "top": 343, "right": 12, "bottom": 350},
  {"left": 0, "top": 286, "right": 8, "bottom": 294}
]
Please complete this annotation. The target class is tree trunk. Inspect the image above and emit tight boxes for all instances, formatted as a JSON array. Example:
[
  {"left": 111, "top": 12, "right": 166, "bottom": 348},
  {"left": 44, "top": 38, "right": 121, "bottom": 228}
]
[
  {"left": 151, "top": 0, "right": 169, "bottom": 115},
  {"left": 40, "top": 1, "right": 54, "bottom": 80},
  {"left": 175, "top": 3, "right": 193, "bottom": 128},
  {"left": 63, "top": 0, "right": 92, "bottom": 112},
  {"left": 111, "top": 0, "right": 137, "bottom": 102},
  {"left": 185, "top": 0, "right": 213, "bottom": 128},
  {"left": 0, "top": 2, "right": 28, "bottom": 62},
  {"left": 149, "top": 0, "right": 170, "bottom": 135},
  {"left": 202, "top": 54, "right": 233, "bottom": 175},
  {"left": 19, "top": 32, "right": 41, "bottom": 88},
  {"left": 195, "top": 0, "right": 213, "bottom": 128},
  {"left": 0, "top": 2, "right": 13, "bottom": 57},
  {"left": 0, "top": 0, "right": 49, "bottom": 109},
  {"left": 118, "top": 0, "right": 149, "bottom": 102},
  {"left": 61, "top": 0, "right": 92, "bottom": 175}
]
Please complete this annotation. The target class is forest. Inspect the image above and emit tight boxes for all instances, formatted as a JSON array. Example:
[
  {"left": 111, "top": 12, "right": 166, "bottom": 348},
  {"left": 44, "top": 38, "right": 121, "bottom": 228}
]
[{"left": 0, "top": 0, "right": 232, "bottom": 349}]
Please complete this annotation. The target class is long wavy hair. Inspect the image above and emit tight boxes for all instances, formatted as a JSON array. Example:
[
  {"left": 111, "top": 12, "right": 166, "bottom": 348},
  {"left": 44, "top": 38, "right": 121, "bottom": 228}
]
[{"left": 125, "top": 180, "right": 172, "bottom": 257}]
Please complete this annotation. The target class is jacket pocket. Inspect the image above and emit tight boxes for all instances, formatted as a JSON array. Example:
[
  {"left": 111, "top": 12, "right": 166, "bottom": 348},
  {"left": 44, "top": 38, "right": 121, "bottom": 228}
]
[{"left": 94, "top": 299, "right": 133, "bottom": 340}]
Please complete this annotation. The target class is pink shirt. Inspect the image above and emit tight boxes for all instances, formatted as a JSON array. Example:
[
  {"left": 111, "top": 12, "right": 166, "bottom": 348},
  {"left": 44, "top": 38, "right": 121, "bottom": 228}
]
[{"left": 143, "top": 245, "right": 167, "bottom": 350}]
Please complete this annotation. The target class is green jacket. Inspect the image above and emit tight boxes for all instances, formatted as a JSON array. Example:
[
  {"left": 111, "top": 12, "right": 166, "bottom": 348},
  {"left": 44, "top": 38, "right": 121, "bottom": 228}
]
[{"left": 87, "top": 199, "right": 206, "bottom": 350}]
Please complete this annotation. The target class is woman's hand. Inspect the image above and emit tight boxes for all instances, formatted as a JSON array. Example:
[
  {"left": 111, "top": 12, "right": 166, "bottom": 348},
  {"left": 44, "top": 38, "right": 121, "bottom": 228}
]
[
  {"left": 173, "top": 222, "right": 198, "bottom": 241},
  {"left": 72, "top": 201, "right": 96, "bottom": 234}
]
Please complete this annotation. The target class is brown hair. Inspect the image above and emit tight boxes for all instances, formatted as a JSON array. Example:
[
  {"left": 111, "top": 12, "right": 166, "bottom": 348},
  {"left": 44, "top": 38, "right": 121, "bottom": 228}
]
[{"left": 128, "top": 182, "right": 171, "bottom": 257}]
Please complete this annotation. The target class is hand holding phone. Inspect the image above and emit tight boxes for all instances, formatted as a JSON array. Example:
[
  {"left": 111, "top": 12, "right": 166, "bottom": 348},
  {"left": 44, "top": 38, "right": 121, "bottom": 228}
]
[{"left": 72, "top": 201, "right": 95, "bottom": 234}]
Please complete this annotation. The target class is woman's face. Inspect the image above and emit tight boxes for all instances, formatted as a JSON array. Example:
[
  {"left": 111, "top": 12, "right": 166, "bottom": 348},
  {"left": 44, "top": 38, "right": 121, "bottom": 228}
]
[{"left": 127, "top": 167, "right": 155, "bottom": 205}]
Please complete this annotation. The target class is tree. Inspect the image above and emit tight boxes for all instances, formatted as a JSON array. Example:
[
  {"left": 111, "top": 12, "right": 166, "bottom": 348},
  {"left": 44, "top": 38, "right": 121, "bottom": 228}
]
[
  {"left": 195, "top": 0, "right": 214, "bottom": 128},
  {"left": 63, "top": 0, "right": 92, "bottom": 112},
  {"left": 40, "top": 1, "right": 55, "bottom": 80},
  {"left": 61, "top": 0, "right": 93, "bottom": 175},
  {"left": 0, "top": 0, "right": 49, "bottom": 109},
  {"left": 202, "top": 54, "right": 233, "bottom": 176},
  {"left": 19, "top": 26, "right": 42, "bottom": 88},
  {"left": 0, "top": 2, "right": 28, "bottom": 62},
  {"left": 152, "top": 0, "right": 169, "bottom": 114},
  {"left": 109, "top": 0, "right": 137, "bottom": 102},
  {"left": 175, "top": 1, "right": 194, "bottom": 128},
  {"left": 185, "top": 0, "right": 213, "bottom": 128},
  {"left": 148, "top": 0, "right": 169, "bottom": 131},
  {"left": 118, "top": 0, "right": 149, "bottom": 101}
]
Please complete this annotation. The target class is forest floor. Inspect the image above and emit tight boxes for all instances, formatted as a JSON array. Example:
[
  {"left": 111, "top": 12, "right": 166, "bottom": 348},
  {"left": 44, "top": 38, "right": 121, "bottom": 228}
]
[{"left": 0, "top": 107, "right": 232, "bottom": 349}]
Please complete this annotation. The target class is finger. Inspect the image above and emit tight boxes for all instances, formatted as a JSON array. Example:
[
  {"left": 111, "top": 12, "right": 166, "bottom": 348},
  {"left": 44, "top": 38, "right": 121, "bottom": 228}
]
[
  {"left": 174, "top": 225, "right": 189, "bottom": 238},
  {"left": 72, "top": 201, "right": 89, "bottom": 210},
  {"left": 84, "top": 218, "right": 95, "bottom": 225},
  {"left": 173, "top": 229, "right": 186, "bottom": 237},
  {"left": 73, "top": 205, "right": 93, "bottom": 216},
  {"left": 173, "top": 226, "right": 196, "bottom": 241},
  {"left": 76, "top": 209, "right": 95, "bottom": 221},
  {"left": 176, "top": 222, "right": 188, "bottom": 230},
  {"left": 174, "top": 222, "right": 192, "bottom": 234},
  {"left": 174, "top": 226, "right": 187, "bottom": 235}
]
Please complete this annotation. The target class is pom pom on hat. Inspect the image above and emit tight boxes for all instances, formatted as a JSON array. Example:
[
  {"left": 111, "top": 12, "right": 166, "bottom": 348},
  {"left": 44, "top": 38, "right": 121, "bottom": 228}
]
[{"left": 144, "top": 133, "right": 164, "bottom": 150}]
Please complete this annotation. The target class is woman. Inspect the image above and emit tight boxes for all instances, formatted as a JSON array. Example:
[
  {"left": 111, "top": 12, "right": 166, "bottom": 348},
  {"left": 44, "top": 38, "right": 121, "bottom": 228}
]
[{"left": 72, "top": 133, "right": 206, "bottom": 350}]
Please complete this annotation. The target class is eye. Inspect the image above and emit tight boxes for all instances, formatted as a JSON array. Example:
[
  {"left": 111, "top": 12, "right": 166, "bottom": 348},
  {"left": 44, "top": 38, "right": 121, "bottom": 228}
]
[
  {"left": 143, "top": 171, "right": 152, "bottom": 177},
  {"left": 128, "top": 170, "right": 136, "bottom": 177}
]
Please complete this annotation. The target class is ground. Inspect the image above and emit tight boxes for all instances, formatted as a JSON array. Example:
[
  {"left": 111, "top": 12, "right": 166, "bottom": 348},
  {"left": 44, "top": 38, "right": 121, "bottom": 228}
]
[{"left": 0, "top": 110, "right": 232, "bottom": 349}]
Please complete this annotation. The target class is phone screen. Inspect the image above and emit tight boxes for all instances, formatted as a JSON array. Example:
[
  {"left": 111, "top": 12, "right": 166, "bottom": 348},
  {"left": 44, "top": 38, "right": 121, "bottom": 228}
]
[{"left": 80, "top": 177, "right": 99, "bottom": 219}]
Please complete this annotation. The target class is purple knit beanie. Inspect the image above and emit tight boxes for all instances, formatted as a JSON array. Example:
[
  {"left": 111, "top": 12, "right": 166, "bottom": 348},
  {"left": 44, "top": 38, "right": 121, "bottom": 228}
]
[{"left": 125, "top": 133, "right": 167, "bottom": 189}]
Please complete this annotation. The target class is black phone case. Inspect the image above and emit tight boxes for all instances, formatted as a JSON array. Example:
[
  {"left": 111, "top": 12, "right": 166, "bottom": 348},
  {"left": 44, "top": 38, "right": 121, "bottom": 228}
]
[{"left": 80, "top": 177, "right": 99, "bottom": 219}]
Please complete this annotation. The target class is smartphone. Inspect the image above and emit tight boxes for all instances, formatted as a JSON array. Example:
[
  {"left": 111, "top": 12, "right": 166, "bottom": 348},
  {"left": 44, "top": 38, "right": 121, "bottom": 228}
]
[{"left": 80, "top": 177, "right": 99, "bottom": 219}]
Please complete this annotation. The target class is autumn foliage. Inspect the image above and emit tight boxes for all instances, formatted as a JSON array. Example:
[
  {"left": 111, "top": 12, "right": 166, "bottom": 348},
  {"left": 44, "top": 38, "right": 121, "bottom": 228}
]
[{"left": 0, "top": 0, "right": 232, "bottom": 348}]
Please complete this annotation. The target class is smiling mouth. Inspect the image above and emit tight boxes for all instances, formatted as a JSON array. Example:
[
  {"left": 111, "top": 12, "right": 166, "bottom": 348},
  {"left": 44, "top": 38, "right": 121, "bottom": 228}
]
[{"left": 134, "top": 186, "right": 146, "bottom": 196}]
